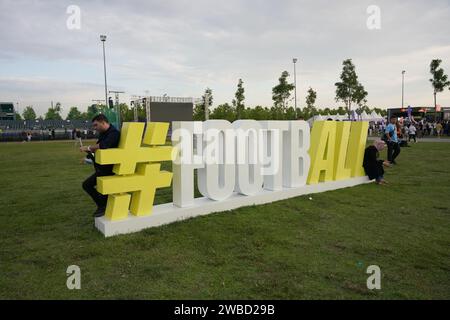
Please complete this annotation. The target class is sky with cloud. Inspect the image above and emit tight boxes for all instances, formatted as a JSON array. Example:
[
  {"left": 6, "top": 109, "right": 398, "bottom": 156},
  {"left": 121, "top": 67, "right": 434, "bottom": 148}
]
[{"left": 0, "top": 0, "right": 449, "bottom": 117}]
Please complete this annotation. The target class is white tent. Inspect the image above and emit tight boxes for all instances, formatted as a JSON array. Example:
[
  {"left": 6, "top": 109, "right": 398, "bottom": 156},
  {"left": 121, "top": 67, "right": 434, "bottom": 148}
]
[
  {"left": 315, "top": 114, "right": 324, "bottom": 121},
  {"left": 307, "top": 111, "right": 389, "bottom": 124},
  {"left": 360, "top": 111, "right": 370, "bottom": 121},
  {"left": 307, "top": 114, "right": 324, "bottom": 126},
  {"left": 370, "top": 111, "right": 379, "bottom": 120},
  {"left": 377, "top": 112, "right": 385, "bottom": 120},
  {"left": 307, "top": 114, "right": 351, "bottom": 123}
]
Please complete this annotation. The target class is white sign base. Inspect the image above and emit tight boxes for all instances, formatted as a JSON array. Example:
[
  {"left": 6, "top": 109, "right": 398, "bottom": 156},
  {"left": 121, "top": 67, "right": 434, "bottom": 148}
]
[{"left": 95, "top": 176, "right": 371, "bottom": 237}]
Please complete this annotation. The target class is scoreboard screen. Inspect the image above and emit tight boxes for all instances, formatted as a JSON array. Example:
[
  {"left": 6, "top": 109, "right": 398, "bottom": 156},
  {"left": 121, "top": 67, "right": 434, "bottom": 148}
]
[
  {"left": 0, "top": 103, "right": 15, "bottom": 120},
  {"left": 150, "top": 102, "right": 193, "bottom": 124}
]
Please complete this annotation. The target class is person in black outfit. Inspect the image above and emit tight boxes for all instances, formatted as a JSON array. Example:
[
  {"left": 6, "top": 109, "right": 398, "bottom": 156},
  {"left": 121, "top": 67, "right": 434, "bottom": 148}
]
[
  {"left": 363, "top": 140, "right": 390, "bottom": 185},
  {"left": 81, "top": 114, "right": 120, "bottom": 217}
]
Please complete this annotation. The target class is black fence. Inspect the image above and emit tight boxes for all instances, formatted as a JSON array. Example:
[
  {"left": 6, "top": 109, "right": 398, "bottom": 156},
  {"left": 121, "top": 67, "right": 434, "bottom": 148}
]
[
  {"left": 0, "top": 120, "right": 97, "bottom": 142},
  {"left": 0, "top": 129, "right": 98, "bottom": 142},
  {"left": 0, "top": 119, "right": 92, "bottom": 130}
]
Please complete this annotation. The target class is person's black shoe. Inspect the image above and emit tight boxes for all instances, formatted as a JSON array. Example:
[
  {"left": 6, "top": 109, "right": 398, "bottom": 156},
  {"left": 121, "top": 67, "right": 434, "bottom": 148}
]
[{"left": 93, "top": 207, "right": 106, "bottom": 218}]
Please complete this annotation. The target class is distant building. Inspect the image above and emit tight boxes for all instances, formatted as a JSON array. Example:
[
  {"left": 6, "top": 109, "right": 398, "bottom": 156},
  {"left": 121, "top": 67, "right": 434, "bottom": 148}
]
[{"left": 0, "top": 102, "right": 15, "bottom": 120}]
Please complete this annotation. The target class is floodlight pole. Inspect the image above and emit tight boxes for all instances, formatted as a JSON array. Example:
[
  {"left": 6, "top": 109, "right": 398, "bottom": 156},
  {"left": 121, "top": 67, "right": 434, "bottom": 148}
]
[
  {"left": 401, "top": 70, "right": 405, "bottom": 109},
  {"left": 293, "top": 58, "right": 298, "bottom": 111},
  {"left": 100, "top": 35, "right": 108, "bottom": 109}
]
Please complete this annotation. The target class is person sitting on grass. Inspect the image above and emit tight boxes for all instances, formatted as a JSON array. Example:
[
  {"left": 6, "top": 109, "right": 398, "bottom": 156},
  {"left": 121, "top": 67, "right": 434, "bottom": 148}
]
[{"left": 363, "top": 140, "right": 391, "bottom": 185}]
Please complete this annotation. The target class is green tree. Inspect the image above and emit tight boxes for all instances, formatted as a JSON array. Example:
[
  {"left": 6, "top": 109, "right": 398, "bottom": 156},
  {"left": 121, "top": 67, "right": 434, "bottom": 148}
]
[
  {"left": 305, "top": 87, "right": 317, "bottom": 109},
  {"left": 336, "top": 106, "right": 346, "bottom": 115},
  {"left": 272, "top": 71, "right": 295, "bottom": 109},
  {"left": 66, "top": 107, "right": 83, "bottom": 120},
  {"left": 270, "top": 106, "right": 285, "bottom": 120},
  {"left": 353, "top": 83, "right": 368, "bottom": 115},
  {"left": 45, "top": 106, "right": 62, "bottom": 120},
  {"left": 22, "top": 106, "right": 37, "bottom": 120},
  {"left": 83, "top": 104, "right": 100, "bottom": 120},
  {"left": 359, "top": 105, "right": 371, "bottom": 114},
  {"left": 232, "top": 79, "right": 245, "bottom": 119},
  {"left": 372, "top": 107, "right": 387, "bottom": 117},
  {"left": 133, "top": 102, "right": 146, "bottom": 121},
  {"left": 429, "top": 59, "right": 450, "bottom": 111},
  {"left": 194, "top": 88, "right": 213, "bottom": 121},
  {"left": 210, "top": 103, "right": 236, "bottom": 122},
  {"left": 244, "top": 106, "right": 270, "bottom": 120},
  {"left": 285, "top": 107, "right": 297, "bottom": 120},
  {"left": 335, "top": 59, "right": 368, "bottom": 118},
  {"left": 193, "top": 104, "right": 204, "bottom": 121},
  {"left": 54, "top": 102, "right": 62, "bottom": 112},
  {"left": 118, "top": 103, "right": 135, "bottom": 122},
  {"left": 14, "top": 112, "right": 22, "bottom": 120},
  {"left": 302, "top": 87, "right": 318, "bottom": 119}
]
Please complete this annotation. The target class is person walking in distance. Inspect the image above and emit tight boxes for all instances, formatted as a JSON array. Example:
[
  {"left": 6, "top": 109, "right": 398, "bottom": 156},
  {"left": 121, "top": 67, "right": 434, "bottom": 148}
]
[
  {"left": 408, "top": 123, "right": 417, "bottom": 143},
  {"left": 385, "top": 116, "right": 401, "bottom": 165},
  {"left": 436, "top": 122, "right": 443, "bottom": 138}
]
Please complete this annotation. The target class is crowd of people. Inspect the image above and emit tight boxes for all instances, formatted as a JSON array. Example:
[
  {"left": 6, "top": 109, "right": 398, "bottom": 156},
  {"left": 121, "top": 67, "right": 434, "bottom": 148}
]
[
  {"left": 369, "top": 119, "right": 450, "bottom": 140},
  {"left": 363, "top": 116, "right": 450, "bottom": 186}
]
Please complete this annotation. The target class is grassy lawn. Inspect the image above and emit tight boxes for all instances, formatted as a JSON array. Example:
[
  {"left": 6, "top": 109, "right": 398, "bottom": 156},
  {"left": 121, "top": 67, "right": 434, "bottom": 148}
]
[{"left": 0, "top": 139, "right": 449, "bottom": 299}]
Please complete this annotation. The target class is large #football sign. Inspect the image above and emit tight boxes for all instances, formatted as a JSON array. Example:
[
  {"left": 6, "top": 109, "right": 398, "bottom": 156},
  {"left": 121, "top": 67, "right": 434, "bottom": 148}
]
[{"left": 94, "top": 120, "right": 369, "bottom": 237}]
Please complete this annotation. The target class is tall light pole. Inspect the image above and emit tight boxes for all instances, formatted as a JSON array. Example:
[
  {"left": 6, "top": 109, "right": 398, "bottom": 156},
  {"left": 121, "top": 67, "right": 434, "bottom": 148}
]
[
  {"left": 401, "top": 70, "right": 405, "bottom": 109},
  {"left": 293, "top": 58, "right": 298, "bottom": 111},
  {"left": 100, "top": 35, "right": 108, "bottom": 109}
]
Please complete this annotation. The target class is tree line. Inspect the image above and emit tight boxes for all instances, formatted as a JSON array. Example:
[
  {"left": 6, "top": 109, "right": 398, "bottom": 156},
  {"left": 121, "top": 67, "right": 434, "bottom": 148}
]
[
  {"left": 194, "top": 58, "right": 378, "bottom": 121},
  {"left": 17, "top": 58, "right": 449, "bottom": 122},
  {"left": 194, "top": 58, "right": 450, "bottom": 121}
]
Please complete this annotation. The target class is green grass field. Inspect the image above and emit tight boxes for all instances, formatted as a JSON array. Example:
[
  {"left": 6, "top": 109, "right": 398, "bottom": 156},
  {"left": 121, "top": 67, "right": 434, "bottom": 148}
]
[{"left": 0, "top": 139, "right": 449, "bottom": 299}]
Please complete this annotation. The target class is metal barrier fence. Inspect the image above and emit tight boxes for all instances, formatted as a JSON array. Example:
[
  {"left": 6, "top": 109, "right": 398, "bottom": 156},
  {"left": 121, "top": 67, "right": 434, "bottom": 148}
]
[{"left": 0, "top": 129, "right": 97, "bottom": 142}]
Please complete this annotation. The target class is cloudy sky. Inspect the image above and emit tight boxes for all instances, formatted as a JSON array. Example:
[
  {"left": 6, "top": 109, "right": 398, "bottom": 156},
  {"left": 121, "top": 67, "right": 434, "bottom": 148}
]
[{"left": 1, "top": 0, "right": 449, "bottom": 117}]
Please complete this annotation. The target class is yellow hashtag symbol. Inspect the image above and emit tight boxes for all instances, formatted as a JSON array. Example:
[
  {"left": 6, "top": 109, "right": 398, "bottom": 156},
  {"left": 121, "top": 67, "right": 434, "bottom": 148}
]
[{"left": 95, "top": 122, "right": 173, "bottom": 221}]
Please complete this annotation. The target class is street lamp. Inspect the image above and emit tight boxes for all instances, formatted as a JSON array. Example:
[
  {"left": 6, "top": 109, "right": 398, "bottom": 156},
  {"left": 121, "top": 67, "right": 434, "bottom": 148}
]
[
  {"left": 293, "top": 58, "right": 298, "bottom": 110},
  {"left": 100, "top": 35, "right": 108, "bottom": 109},
  {"left": 401, "top": 70, "right": 406, "bottom": 109}
]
